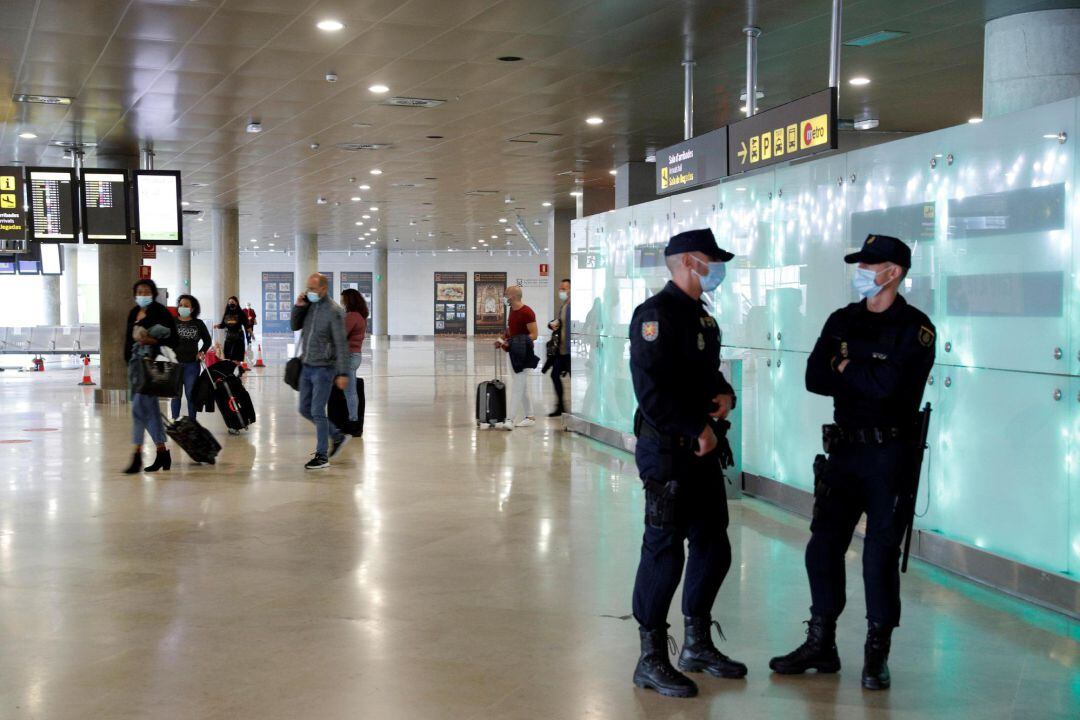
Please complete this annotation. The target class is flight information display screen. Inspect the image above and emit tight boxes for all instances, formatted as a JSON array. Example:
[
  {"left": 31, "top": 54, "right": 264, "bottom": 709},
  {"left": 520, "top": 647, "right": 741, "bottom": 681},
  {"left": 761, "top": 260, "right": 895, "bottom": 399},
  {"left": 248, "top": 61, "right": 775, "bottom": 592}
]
[
  {"left": 28, "top": 168, "right": 78, "bottom": 242},
  {"left": 81, "top": 170, "right": 130, "bottom": 243},
  {"left": 134, "top": 171, "right": 182, "bottom": 245}
]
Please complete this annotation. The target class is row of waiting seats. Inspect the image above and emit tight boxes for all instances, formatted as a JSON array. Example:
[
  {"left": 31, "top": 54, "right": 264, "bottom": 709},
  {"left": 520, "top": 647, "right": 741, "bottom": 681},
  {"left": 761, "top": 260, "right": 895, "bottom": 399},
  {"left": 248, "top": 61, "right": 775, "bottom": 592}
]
[{"left": 0, "top": 325, "right": 100, "bottom": 355}]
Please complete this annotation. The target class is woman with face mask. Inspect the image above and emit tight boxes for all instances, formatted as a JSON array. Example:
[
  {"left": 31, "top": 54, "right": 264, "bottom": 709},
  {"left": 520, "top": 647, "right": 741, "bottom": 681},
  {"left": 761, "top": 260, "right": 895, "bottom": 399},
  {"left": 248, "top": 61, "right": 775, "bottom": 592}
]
[
  {"left": 123, "top": 279, "right": 178, "bottom": 474},
  {"left": 171, "top": 294, "right": 212, "bottom": 421},
  {"left": 215, "top": 296, "right": 248, "bottom": 363}
]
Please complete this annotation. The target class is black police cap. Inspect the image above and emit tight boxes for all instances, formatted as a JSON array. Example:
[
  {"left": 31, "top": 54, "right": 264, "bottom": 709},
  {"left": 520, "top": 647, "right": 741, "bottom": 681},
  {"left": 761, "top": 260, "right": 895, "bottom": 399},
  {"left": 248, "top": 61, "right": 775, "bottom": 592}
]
[
  {"left": 844, "top": 234, "right": 912, "bottom": 269},
  {"left": 664, "top": 228, "right": 734, "bottom": 262}
]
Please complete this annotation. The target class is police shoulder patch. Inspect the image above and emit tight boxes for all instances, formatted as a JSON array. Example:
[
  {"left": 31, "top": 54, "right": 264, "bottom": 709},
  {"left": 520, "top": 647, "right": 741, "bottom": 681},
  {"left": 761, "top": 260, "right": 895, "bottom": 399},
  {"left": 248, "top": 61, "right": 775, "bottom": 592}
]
[
  {"left": 918, "top": 325, "right": 935, "bottom": 347},
  {"left": 642, "top": 321, "right": 659, "bottom": 342}
]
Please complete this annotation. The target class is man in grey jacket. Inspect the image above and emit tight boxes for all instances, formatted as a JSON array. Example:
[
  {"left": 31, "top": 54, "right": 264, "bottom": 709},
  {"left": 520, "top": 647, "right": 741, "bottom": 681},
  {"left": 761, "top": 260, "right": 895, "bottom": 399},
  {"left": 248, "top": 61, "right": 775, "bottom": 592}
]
[{"left": 291, "top": 273, "right": 350, "bottom": 469}]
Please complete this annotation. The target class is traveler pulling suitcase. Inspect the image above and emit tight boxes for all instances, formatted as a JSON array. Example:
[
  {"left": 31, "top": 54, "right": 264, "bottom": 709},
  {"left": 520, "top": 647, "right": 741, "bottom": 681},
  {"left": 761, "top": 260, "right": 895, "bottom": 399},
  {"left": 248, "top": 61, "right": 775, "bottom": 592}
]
[
  {"left": 476, "top": 347, "right": 506, "bottom": 428},
  {"left": 162, "top": 415, "right": 222, "bottom": 464}
]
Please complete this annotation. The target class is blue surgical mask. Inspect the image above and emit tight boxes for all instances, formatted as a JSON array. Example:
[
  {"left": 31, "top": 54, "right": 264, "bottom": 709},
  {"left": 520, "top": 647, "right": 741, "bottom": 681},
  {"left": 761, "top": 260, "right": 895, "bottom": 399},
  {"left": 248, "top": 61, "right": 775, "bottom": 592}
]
[
  {"left": 558, "top": 291, "right": 568, "bottom": 302},
  {"left": 134, "top": 295, "right": 152, "bottom": 308},
  {"left": 177, "top": 307, "right": 192, "bottom": 318},
  {"left": 852, "top": 267, "right": 886, "bottom": 299},
  {"left": 692, "top": 256, "right": 727, "bottom": 293},
  {"left": 306, "top": 291, "right": 321, "bottom": 303}
]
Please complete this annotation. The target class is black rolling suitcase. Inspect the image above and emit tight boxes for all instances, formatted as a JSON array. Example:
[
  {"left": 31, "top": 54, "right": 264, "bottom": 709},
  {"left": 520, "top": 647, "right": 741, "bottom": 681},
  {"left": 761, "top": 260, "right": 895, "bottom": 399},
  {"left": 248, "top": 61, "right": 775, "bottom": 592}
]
[
  {"left": 328, "top": 377, "right": 365, "bottom": 437},
  {"left": 476, "top": 348, "right": 506, "bottom": 428},
  {"left": 163, "top": 415, "right": 222, "bottom": 464},
  {"left": 209, "top": 362, "right": 254, "bottom": 432}
]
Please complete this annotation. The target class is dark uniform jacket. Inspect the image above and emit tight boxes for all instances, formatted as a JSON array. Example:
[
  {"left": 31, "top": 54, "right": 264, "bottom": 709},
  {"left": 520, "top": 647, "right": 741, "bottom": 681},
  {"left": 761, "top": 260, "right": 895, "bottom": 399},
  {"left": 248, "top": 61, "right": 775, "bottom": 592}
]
[
  {"left": 630, "top": 281, "right": 734, "bottom": 439},
  {"left": 806, "top": 295, "right": 935, "bottom": 429}
]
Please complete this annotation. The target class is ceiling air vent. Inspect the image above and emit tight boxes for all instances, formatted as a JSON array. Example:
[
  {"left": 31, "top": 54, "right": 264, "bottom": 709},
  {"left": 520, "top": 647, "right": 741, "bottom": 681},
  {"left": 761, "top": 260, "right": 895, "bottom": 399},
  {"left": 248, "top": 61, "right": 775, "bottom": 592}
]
[
  {"left": 335, "top": 142, "right": 392, "bottom": 151},
  {"left": 507, "top": 132, "right": 562, "bottom": 144},
  {"left": 465, "top": 189, "right": 500, "bottom": 197},
  {"left": 383, "top": 97, "right": 445, "bottom": 108}
]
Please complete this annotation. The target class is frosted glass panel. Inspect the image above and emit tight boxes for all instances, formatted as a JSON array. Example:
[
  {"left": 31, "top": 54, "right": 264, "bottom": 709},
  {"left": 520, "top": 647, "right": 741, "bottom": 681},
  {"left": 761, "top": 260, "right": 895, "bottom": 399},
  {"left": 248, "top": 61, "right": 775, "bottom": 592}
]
[
  {"left": 738, "top": 349, "right": 774, "bottom": 479},
  {"left": 771, "top": 351, "right": 836, "bottom": 492}
]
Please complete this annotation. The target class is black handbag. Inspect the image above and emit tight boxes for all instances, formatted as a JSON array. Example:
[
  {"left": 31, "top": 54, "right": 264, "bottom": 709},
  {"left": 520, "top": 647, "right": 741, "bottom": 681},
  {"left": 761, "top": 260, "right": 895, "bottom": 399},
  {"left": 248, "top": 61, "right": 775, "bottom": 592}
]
[
  {"left": 136, "top": 357, "right": 182, "bottom": 397},
  {"left": 284, "top": 356, "right": 302, "bottom": 390}
]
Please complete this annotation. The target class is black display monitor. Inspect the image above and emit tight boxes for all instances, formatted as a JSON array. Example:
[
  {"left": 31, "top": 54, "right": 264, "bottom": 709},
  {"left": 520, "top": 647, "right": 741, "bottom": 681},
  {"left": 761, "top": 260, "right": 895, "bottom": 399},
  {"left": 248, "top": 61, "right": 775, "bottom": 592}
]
[
  {"left": 39, "top": 242, "right": 63, "bottom": 275},
  {"left": 133, "top": 170, "right": 182, "bottom": 246},
  {"left": 81, "top": 168, "right": 131, "bottom": 244},
  {"left": 27, "top": 167, "right": 79, "bottom": 242}
]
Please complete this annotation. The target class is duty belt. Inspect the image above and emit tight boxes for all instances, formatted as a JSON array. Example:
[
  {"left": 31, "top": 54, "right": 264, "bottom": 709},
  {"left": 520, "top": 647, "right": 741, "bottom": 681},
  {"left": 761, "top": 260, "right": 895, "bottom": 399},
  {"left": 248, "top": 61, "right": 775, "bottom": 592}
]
[
  {"left": 824, "top": 423, "right": 902, "bottom": 446},
  {"left": 634, "top": 411, "right": 695, "bottom": 452}
]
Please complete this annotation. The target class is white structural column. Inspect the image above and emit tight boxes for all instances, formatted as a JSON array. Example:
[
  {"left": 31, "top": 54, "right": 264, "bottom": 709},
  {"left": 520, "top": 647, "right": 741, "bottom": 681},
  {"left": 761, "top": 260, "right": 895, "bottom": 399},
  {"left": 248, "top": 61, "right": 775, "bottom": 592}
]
[
  {"left": 373, "top": 248, "right": 388, "bottom": 337},
  {"left": 42, "top": 275, "right": 61, "bottom": 325},
  {"left": 211, "top": 208, "right": 239, "bottom": 320},
  {"left": 983, "top": 9, "right": 1080, "bottom": 118},
  {"left": 294, "top": 232, "right": 318, "bottom": 294},
  {"left": 175, "top": 249, "right": 192, "bottom": 297},
  {"left": 61, "top": 245, "right": 79, "bottom": 325}
]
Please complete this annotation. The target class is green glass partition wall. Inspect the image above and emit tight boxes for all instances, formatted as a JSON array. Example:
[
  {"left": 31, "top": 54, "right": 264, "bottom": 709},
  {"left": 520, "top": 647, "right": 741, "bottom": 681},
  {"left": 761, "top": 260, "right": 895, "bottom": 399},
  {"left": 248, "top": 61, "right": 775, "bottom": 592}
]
[{"left": 571, "top": 96, "right": 1080, "bottom": 581}]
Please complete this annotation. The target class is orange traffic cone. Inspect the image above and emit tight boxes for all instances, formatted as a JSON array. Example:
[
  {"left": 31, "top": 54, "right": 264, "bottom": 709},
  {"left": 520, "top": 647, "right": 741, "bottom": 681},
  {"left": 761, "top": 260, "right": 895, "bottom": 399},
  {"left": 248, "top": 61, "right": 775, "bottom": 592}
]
[
  {"left": 79, "top": 355, "right": 95, "bottom": 386},
  {"left": 254, "top": 344, "right": 266, "bottom": 368}
]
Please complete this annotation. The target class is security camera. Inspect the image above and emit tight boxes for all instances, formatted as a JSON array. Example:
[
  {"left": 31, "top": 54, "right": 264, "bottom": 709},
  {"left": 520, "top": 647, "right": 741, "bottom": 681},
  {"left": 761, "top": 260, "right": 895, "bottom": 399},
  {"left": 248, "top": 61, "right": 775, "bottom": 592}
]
[{"left": 326, "top": 72, "right": 338, "bottom": 83}]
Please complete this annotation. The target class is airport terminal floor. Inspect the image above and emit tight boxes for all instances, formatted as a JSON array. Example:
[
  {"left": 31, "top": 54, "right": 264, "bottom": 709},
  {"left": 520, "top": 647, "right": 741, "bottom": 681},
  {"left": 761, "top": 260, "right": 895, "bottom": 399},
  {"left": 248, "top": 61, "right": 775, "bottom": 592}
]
[{"left": 0, "top": 339, "right": 1075, "bottom": 720}]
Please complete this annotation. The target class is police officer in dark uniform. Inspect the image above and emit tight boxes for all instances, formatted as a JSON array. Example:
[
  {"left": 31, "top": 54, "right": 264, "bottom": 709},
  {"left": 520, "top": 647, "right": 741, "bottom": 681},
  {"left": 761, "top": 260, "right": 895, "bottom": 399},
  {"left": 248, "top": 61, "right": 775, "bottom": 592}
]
[
  {"left": 769, "top": 234, "right": 935, "bottom": 691},
  {"left": 629, "top": 228, "right": 747, "bottom": 699}
]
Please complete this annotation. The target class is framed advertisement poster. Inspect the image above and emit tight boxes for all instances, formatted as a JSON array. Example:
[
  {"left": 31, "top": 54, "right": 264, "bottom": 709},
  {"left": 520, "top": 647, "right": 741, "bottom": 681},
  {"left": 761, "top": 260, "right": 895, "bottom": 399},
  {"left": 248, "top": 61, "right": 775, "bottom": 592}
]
[
  {"left": 341, "top": 271, "right": 373, "bottom": 316},
  {"left": 473, "top": 271, "right": 507, "bottom": 335},
  {"left": 434, "top": 271, "right": 467, "bottom": 335},
  {"left": 261, "top": 271, "right": 294, "bottom": 334}
]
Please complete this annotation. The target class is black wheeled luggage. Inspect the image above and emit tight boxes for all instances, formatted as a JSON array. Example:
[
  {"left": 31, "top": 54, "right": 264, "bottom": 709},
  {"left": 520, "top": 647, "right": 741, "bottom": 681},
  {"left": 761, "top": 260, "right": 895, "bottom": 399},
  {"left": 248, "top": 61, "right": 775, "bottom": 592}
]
[
  {"left": 476, "top": 348, "right": 506, "bottom": 427},
  {"left": 163, "top": 415, "right": 222, "bottom": 464},
  {"left": 328, "top": 377, "right": 365, "bottom": 437}
]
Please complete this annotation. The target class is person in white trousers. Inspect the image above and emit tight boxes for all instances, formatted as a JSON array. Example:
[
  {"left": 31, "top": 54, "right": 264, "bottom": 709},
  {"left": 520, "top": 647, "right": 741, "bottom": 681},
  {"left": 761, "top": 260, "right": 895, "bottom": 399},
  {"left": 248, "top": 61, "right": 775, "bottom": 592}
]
[{"left": 494, "top": 285, "right": 538, "bottom": 429}]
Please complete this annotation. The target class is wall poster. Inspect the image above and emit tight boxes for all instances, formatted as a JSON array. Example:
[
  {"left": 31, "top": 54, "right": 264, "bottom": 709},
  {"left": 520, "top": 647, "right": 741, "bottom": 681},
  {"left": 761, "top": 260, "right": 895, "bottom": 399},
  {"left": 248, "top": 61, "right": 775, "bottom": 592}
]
[
  {"left": 473, "top": 271, "right": 507, "bottom": 335},
  {"left": 261, "top": 271, "right": 294, "bottom": 335},
  {"left": 341, "top": 271, "right": 374, "bottom": 315},
  {"left": 434, "top": 271, "right": 467, "bottom": 335},
  {"left": 318, "top": 270, "right": 335, "bottom": 299}
]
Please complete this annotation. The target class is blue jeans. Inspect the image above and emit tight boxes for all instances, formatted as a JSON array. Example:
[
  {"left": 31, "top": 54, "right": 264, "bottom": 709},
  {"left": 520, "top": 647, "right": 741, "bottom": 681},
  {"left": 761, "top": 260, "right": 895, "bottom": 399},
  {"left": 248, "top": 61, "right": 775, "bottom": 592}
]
[
  {"left": 345, "top": 352, "right": 362, "bottom": 422},
  {"left": 131, "top": 393, "right": 166, "bottom": 446},
  {"left": 170, "top": 361, "right": 201, "bottom": 420},
  {"left": 299, "top": 364, "right": 341, "bottom": 456}
]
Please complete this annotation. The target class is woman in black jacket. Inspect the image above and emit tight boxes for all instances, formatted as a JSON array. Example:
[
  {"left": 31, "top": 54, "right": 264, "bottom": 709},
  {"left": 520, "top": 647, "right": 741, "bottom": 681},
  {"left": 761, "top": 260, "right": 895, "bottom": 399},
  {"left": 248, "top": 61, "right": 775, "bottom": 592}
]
[
  {"left": 123, "top": 279, "right": 178, "bottom": 474},
  {"left": 216, "top": 296, "right": 248, "bottom": 362},
  {"left": 171, "top": 294, "right": 212, "bottom": 421}
]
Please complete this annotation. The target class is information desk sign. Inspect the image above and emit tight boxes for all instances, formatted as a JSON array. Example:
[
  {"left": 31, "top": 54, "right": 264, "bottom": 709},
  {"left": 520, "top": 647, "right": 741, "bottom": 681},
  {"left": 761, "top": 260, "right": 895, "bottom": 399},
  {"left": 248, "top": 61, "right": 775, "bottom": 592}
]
[
  {"left": 655, "top": 126, "right": 729, "bottom": 195},
  {"left": 0, "top": 166, "right": 27, "bottom": 245},
  {"left": 727, "top": 88, "right": 838, "bottom": 175}
]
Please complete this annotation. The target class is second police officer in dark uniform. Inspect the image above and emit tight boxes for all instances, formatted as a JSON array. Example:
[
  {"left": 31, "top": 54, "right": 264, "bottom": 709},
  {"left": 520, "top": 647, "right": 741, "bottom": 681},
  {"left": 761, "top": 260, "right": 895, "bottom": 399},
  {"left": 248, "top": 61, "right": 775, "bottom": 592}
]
[
  {"left": 769, "top": 234, "right": 935, "bottom": 690},
  {"left": 628, "top": 229, "right": 747, "bottom": 699}
]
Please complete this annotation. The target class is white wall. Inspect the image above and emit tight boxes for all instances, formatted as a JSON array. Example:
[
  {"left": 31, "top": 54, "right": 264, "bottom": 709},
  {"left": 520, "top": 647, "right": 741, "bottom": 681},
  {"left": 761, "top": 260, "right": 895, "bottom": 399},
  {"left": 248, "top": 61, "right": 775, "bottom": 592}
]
[{"left": 388, "top": 251, "right": 553, "bottom": 336}]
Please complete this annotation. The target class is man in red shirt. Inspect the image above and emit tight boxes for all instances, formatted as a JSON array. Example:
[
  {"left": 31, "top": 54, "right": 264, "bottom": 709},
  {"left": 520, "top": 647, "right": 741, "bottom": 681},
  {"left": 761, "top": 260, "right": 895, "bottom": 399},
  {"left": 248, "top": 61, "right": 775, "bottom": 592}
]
[
  {"left": 243, "top": 303, "right": 257, "bottom": 343},
  {"left": 494, "top": 285, "right": 539, "bottom": 429}
]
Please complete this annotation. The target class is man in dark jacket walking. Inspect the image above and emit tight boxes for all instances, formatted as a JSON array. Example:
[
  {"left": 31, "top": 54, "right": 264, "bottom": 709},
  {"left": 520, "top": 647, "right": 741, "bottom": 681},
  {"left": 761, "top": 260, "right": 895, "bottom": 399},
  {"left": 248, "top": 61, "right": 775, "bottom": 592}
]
[{"left": 291, "top": 273, "right": 350, "bottom": 469}]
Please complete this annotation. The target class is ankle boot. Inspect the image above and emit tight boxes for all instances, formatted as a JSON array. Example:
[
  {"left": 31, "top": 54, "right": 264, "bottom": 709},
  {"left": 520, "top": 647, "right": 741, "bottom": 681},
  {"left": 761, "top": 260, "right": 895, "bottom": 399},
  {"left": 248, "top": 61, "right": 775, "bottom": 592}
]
[
  {"left": 678, "top": 617, "right": 748, "bottom": 678},
  {"left": 768, "top": 616, "right": 841, "bottom": 674},
  {"left": 122, "top": 451, "right": 143, "bottom": 475},
  {"left": 632, "top": 628, "right": 698, "bottom": 698},
  {"left": 861, "top": 622, "right": 892, "bottom": 690},
  {"left": 144, "top": 448, "right": 172, "bottom": 472}
]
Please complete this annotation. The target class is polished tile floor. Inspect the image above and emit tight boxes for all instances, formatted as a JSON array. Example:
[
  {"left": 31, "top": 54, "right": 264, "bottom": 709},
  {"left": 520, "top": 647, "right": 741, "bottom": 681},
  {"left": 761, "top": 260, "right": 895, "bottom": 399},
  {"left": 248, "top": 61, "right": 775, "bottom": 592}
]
[{"left": 0, "top": 339, "right": 1076, "bottom": 719}]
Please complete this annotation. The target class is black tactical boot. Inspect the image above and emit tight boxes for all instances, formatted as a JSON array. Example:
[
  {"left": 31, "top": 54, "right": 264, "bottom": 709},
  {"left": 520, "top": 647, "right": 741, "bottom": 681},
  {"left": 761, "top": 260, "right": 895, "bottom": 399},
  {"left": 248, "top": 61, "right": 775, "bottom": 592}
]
[
  {"left": 678, "top": 617, "right": 748, "bottom": 678},
  {"left": 768, "top": 616, "right": 841, "bottom": 674},
  {"left": 861, "top": 622, "right": 892, "bottom": 690},
  {"left": 632, "top": 628, "right": 698, "bottom": 698}
]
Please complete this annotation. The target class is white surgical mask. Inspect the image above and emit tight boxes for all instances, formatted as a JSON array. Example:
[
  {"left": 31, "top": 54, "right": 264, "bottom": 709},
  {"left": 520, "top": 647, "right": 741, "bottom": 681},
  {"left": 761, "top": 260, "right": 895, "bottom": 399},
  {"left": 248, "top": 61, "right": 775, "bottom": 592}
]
[
  {"left": 177, "top": 307, "right": 192, "bottom": 318},
  {"left": 558, "top": 291, "right": 568, "bottom": 301},
  {"left": 852, "top": 267, "right": 889, "bottom": 299},
  {"left": 134, "top": 296, "right": 152, "bottom": 308},
  {"left": 306, "top": 291, "right": 321, "bottom": 303}
]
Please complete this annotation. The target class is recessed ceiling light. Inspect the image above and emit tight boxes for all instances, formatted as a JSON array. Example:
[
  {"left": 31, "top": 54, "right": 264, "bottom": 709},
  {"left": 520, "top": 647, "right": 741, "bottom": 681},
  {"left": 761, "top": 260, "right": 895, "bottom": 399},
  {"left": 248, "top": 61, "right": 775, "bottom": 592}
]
[
  {"left": 18, "top": 132, "right": 36, "bottom": 139},
  {"left": 491, "top": 235, "right": 497, "bottom": 239},
  {"left": 369, "top": 169, "right": 382, "bottom": 175},
  {"left": 542, "top": 201, "right": 552, "bottom": 207},
  {"left": 586, "top": 116, "right": 604, "bottom": 125},
  {"left": 246, "top": 121, "right": 263, "bottom": 133},
  {"left": 181, "top": 201, "right": 190, "bottom": 207},
  {"left": 498, "top": 218, "right": 507, "bottom": 223},
  {"left": 351, "top": 196, "right": 361, "bottom": 202},
  {"left": 609, "top": 169, "right": 617, "bottom": 175},
  {"left": 316, "top": 19, "right": 344, "bottom": 32},
  {"left": 968, "top": 117, "right": 983, "bottom": 124},
  {"left": 268, "top": 243, "right": 275, "bottom": 247},
  {"left": 504, "top": 227, "right": 513, "bottom": 233},
  {"left": 849, "top": 77, "right": 871, "bottom": 86},
  {"left": 355, "top": 221, "right": 363, "bottom": 226},
  {"left": 570, "top": 190, "right": 583, "bottom": 197},
  {"left": 359, "top": 184, "right": 370, "bottom": 190},
  {"left": 369, "top": 206, "right": 378, "bottom": 211},
  {"left": 471, "top": 246, "right": 477, "bottom": 250},
  {"left": 362, "top": 214, "right": 371, "bottom": 219},
  {"left": 369, "top": 84, "right": 389, "bottom": 94}
]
